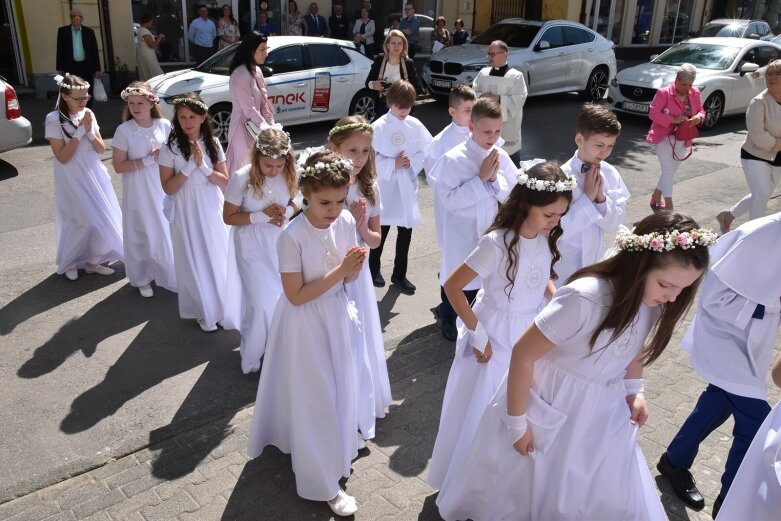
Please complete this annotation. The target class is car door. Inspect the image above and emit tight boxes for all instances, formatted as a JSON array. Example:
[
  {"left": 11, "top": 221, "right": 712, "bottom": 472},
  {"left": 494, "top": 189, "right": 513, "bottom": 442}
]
[
  {"left": 264, "top": 44, "right": 311, "bottom": 125},
  {"left": 725, "top": 46, "right": 765, "bottom": 112},
  {"left": 524, "top": 25, "right": 566, "bottom": 93},
  {"left": 306, "top": 43, "right": 354, "bottom": 119},
  {"left": 562, "top": 26, "right": 596, "bottom": 90}
]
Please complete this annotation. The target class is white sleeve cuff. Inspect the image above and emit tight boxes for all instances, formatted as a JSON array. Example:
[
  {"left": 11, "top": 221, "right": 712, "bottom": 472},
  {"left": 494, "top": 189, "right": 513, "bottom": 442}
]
[
  {"left": 469, "top": 321, "right": 489, "bottom": 353},
  {"left": 250, "top": 211, "right": 270, "bottom": 224},
  {"left": 506, "top": 413, "right": 528, "bottom": 445},
  {"left": 142, "top": 155, "right": 155, "bottom": 167},
  {"left": 624, "top": 378, "right": 645, "bottom": 396},
  {"left": 180, "top": 161, "right": 196, "bottom": 177}
]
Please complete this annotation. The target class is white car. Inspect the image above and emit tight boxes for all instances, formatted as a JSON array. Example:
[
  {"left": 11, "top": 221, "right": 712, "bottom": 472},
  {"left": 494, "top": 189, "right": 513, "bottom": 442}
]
[
  {"left": 150, "top": 36, "right": 377, "bottom": 144},
  {"left": 422, "top": 19, "right": 617, "bottom": 102},
  {"left": 0, "top": 76, "right": 32, "bottom": 154},
  {"left": 608, "top": 37, "right": 781, "bottom": 128}
]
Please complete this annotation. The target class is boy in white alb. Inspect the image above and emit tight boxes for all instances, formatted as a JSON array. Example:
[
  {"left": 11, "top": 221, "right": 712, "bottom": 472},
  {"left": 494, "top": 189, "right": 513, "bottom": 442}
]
[
  {"left": 657, "top": 212, "right": 781, "bottom": 518},
  {"left": 424, "top": 84, "right": 476, "bottom": 249},
  {"left": 369, "top": 80, "right": 432, "bottom": 294},
  {"left": 556, "top": 103, "right": 629, "bottom": 286},
  {"left": 429, "top": 98, "right": 515, "bottom": 340}
]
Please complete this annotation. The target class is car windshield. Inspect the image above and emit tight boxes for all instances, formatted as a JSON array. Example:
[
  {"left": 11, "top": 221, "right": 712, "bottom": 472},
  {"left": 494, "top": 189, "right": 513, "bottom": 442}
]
[
  {"left": 195, "top": 43, "right": 238, "bottom": 75},
  {"left": 700, "top": 23, "right": 745, "bottom": 38},
  {"left": 652, "top": 42, "right": 740, "bottom": 70},
  {"left": 471, "top": 23, "right": 541, "bottom": 48}
]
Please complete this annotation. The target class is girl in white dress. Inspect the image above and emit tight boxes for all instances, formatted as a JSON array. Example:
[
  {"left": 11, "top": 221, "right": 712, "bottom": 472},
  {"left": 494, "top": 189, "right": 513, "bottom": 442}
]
[
  {"left": 45, "top": 75, "right": 123, "bottom": 281},
  {"left": 247, "top": 150, "right": 367, "bottom": 517},
  {"left": 158, "top": 93, "right": 230, "bottom": 332},
  {"left": 223, "top": 127, "right": 298, "bottom": 374},
  {"left": 111, "top": 82, "right": 176, "bottom": 298},
  {"left": 329, "top": 116, "right": 392, "bottom": 438},
  {"left": 437, "top": 211, "right": 717, "bottom": 521},
  {"left": 428, "top": 161, "right": 576, "bottom": 490}
]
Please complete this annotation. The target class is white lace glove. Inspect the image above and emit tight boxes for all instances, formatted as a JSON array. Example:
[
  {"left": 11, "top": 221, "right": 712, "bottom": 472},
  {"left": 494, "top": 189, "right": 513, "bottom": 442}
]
[
  {"left": 624, "top": 378, "right": 645, "bottom": 396},
  {"left": 506, "top": 413, "right": 528, "bottom": 445},
  {"left": 468, "top": 321, "right": 489, "bottom": 354},
  {"left": 73, "top": 126, "right": 87, "bottom": 140},
  {"left": 250, "top": 212, "right": 270, "bottom": 224},
  {"left": 180, "top": 160, "right": 197, "bottom": 177},
  {"left": 142, "top": 155, "right": 156, "bottom": 167}
]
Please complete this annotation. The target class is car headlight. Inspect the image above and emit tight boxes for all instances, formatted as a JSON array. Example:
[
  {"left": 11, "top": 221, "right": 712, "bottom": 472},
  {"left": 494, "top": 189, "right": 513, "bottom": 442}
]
[
  {"left": 463, "top": 63, "right": 488, "bottom": 72},
  {"left": 611, "top": 78, "right": 619, "bottom": 87},
  {"left": 694, "top": 84, "right": 706, "bottom": 93}
]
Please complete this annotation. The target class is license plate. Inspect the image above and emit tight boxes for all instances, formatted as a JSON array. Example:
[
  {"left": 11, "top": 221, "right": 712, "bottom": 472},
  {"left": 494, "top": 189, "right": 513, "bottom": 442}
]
[
  {"left": 622, "top": 101, "right": 649, "bottom": 113},
  {"left": 431, "top": 79, "right": 452, "bottom": 89}
]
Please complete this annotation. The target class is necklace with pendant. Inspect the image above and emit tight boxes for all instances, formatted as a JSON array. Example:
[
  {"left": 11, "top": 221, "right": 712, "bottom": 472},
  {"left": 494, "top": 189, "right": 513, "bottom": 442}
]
[
  {"left": 307, "top": 212, "right": 340, "bottom": 271},
  {"left": 520, "top": 236, "right": 543, "bottom": 287}
]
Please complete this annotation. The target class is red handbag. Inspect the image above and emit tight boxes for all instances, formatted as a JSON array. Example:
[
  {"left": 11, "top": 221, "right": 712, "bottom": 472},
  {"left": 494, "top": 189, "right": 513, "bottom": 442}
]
[{"left": 674, "top": 122, "right": 699, "bottom": 141}]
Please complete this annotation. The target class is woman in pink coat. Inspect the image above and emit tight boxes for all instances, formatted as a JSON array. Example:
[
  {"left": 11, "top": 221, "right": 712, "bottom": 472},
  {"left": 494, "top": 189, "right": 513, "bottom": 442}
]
[
  {"left": 646, "top": 63, "right": 704, "bottom": 211},
  {"left": 225, "top": 32, "right": 275, "bottom": 175}
]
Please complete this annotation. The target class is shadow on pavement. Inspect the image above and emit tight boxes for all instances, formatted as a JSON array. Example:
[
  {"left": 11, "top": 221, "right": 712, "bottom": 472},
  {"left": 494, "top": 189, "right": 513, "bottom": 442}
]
[
  {"left": 0, "top": 158, "right": 19, "bottom": 181},
  {"left": 222, "top": 446, "right": 347, "bottom": 520},
  {"left": 655, "top": 475, "right": 695, "bottom": 521},
  {"left": 419, "top": 493, "right": 443, "bottom": 520},
  {"left": 6, "top": 268, "right": 124, "bottom": 340}
]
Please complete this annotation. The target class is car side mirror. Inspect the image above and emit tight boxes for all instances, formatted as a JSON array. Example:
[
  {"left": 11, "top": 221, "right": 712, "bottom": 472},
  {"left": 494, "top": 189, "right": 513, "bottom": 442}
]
[
  {"left": 261, "top": 65, "right": 273, "bottom": 78},
  {"left": 649, "top": 54, "right": 659, "bottom": 61},
  {"left": 534, "top": 40, "right": 550, "bottom": 52},
  {"left": 739, "top": 62, "right": 760, "bottom": 76},
  {"left": 747, "top": 33, "right": 760, "bottom": 40}
]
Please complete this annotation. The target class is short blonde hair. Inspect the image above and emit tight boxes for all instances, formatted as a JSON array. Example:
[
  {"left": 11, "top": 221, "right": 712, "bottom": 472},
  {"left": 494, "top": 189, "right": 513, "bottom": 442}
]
[
  {"left": 766, "top": 59, "right": 781, "bottom": 75},
  {"left": 384, "top": 29, "right": 409, "bottom": 58}
]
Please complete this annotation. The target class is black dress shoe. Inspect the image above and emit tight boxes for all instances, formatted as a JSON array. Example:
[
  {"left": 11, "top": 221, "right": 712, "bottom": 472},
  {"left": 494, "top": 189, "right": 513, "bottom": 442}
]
[
  {"left": 390, "top": 275, "right": 416, "bottom": 294},
  {"left": 372, "top": 272, "right": 385, "bottom": 288},
  {"left": 711, "top": 494, "right": 723, "bottom": 519},
  {"left": 441, "top": 321, "right": 458, "bottom": 341},
  {"left": 657, "top": 452, "right": 705, "bottom": 510}
]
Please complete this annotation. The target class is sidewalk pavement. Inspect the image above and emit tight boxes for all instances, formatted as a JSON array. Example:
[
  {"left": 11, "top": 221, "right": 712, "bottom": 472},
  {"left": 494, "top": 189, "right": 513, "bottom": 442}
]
[{"left": 2, "top": 128, "right": 779, "bottom": 521}]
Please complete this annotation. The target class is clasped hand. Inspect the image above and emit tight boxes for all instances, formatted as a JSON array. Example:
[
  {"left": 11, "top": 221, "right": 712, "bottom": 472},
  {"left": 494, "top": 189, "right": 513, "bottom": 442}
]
[
  {"left": 262, "top": 203, "right": 286, "bottom": 227},
  {"left": 395, "top": 151, "right": 411, "bottom": 169},
  {"left": 349, "top": 198, "right": 367, "bottom": 229},
  {"left": 583, "top": 163, "right": 606, "bottom": 203},
  {"left": 339, "top": 245, "right": 367, "bottom": 277},
  {"left": 472, "top": 341, "right": 493, "bottom": 363},
  {"left": 479, "top": 149, "right": 499, "bottom": 182},
  {"left": 79, "top": 111, "right": 93, "bottom": 134}
]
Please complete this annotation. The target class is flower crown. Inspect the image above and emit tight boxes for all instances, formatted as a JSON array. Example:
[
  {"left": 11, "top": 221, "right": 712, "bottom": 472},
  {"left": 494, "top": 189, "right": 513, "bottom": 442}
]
[
  {"left": 256, "top": 130, "right": 292, "bottom": 159},
  {"left": 300, "top": 158, "right": 353, "bottom": 179},
  {"left": 173, "top": 97, "right": 209, "bottom": 112},
  {"left": 516, "top": 171, "right": 577, "bottom": 192},
  {"left": 55, "top": 74, "right": 89, "bottom": 90},
  {"left": 121, "top": 86, "right": 159, "bottom": 103},
  {"left": 328, "top": 122, "right": 373, "bottom": 139},
  {"left": 615, "top": 228, "right": 718, "bottom": 252}
]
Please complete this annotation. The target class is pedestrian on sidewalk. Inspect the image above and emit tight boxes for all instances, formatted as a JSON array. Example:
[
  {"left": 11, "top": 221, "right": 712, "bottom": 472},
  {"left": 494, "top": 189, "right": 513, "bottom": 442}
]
[
  {"left": 187, "top": 4, "right": 216, "bottom": 65},
  {"left": 716, "top": 59, "right": 781, "bottom": 234},
  {"left": 716, "top": 354, "right": 781, "bottom": 520},
  {"left": 436, "top": 211, "right": 714, "bottom": 521},
  {"left": 428, "top": 161, "right": 574, "bottom": 491},
  {"left": 111, "top": 82, "right": 176, "bottom": 297},
  {"left": 158, "top": 93, "right": 232, "bottom": 333},
  {"left": 56, "top": 8, "right": 101, "bottom": 108},
  {"left": 247, "top": 150, "right": 366, "bottom": 517},
  {"left": 222, "top": 127, "right": 298, "bottom": 374},
  {"left": 328, "top": 116, "right": 393, "bottom": 427},
  {"left": 656, "top": 212, "right": 781, "bottom": 519},
  {"left": 46, "top": 74, "right": 123, "bottom": 281},
  {"left": 429, "top": 98, "right": 515, "bottom": 341}
]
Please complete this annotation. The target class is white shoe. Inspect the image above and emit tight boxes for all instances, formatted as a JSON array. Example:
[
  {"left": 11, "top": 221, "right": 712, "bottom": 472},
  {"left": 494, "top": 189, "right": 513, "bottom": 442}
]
[
  {"left": 327, "top": 490, "right": 357, "bottom": 517},
  {"left": 196, "top": 319, "right": 218, "bottom": 332},
  {"left": 85, "top": 264, "right": 114, "bottom": 276},
  {"left": 138, "top": 284, "right": 154, "bottom": 298},
  {"left": 65, "top": 269, "right": 79, "bottom": 281}
]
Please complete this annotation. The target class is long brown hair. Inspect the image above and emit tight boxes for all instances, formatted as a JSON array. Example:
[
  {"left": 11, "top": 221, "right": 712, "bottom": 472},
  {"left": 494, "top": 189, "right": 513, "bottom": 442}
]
[
  {"left": 571, "top": 211, "right": 710, "bottom": 365},
  {"left": 486, "top": 161, "right": 572, "bottom": 298},
  {"left": 249, "top": 127, "right": 297, "bottom": 199},
  {"left": 121, "top": 81, "right": 162, "bottom": 122},
  {"left": 328, "top": 115, "right": 376, "bottom": 206},
  {"left": 57, "top": 75, "right": 90, "bottom": 138},
  {"left": 165, "top": 92, "right": 220, "bottom": 164}
]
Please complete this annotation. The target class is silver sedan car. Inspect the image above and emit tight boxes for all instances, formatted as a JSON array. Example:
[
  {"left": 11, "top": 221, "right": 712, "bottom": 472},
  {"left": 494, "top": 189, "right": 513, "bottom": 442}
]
[{"left": 0, "top": 77, "right": 32, "bottom": 154}]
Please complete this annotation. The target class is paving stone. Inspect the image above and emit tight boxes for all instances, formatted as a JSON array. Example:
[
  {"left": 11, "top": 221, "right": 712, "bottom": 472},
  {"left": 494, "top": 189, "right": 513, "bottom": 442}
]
[
  {"left": 49, "top": 482, "right": 109, "bottom": 511},
  {"left": 0, "top": 494, "right": 45, "bottom": 519},
  {"left": 104, "top": 463, "right": 154, "bottom": 490},
  {"left": 184, "top": 467, "right": 237, "bottom": 507},
  {"left": 177, "top": 496, "right": 227, "bottom": 520},
  {"left": 152, "top": 471, "right": 205, "bottom": 502},
  {"left": 89, "top": 455, "right": 139, "bottom": 481},
  {"left": 79, "top": 512, "right": 112, "bottom": 521},
  {"left": 40, "top": 511, "right": 76, "bottom": 521},
  {"left": 197, "top": 451, "right": 248, "bottom": 480},
  {"left": 379, "top": 477, "right": 433, "bottom": 511},
  {"left": 72, "top": 489, "right": 126, "bottom": 519},
  {"left": 105, "top": 489, "right": 161, "bottom": 520},
  {"left": 5, "top": 503, "right": 60, "bottom": 521},
  {"left": 139, "top": 491, "right": 200, "bottom": 520},
  {"left": 118, "top": 474, "right": 167, "bottom": 497}
]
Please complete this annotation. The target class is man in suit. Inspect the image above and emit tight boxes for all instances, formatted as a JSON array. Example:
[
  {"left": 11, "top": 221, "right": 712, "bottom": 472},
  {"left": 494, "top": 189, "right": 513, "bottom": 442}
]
[
  {"left": 328, "top": 4, "right": 350, "bottom": 40},
  {"left": 305, "top": 3, "right": 327, "bottom": 37},
  {"left": 56, "top": 8, "right": 101, "bottom": 108}
]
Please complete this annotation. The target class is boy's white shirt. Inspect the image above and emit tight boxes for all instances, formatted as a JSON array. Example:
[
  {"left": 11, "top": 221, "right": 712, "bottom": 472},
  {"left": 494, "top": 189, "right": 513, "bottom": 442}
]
[
  {"left": 431, "top": 138, "right": 515, "bottom": 289},
  {"left": 555, "top": 151, "right": 629, "bottom": 286},
  {"left": 682, "top": 213, "right": 781, "bottom": 399},
  {"left": 372, "top": 112, "right": 433, "bottom": 228}
]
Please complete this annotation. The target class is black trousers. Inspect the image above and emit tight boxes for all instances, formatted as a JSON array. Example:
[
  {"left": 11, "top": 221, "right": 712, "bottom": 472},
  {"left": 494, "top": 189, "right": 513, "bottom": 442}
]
[
  {"left": 192, "top": 44, "right": 213, "bottom": 65},
  {"left": 369, "top": 225, "right": 411, "bottom": 279},
  {"left": 439, "top": 286, "right": 479, "bottom": 326}
]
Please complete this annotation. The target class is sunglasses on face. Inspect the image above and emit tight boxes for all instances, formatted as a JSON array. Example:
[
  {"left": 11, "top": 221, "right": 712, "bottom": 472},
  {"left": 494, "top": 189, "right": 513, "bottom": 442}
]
[
  {"left": 71, "top": 15, "right": 83, "bottom": 21},
  {"left": 66, "top": 94, "right": 91, "bottom": 102}
]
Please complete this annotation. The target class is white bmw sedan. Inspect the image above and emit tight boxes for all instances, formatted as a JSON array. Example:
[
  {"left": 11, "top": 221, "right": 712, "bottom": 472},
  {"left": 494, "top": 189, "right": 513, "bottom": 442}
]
[
  {"left": 422, "top": 18, "right": 617, "bottom": 102},
  {"left": 150, "top": 36, "right": 377, "bottom": 144},
  {"left": 608, "top": 37, "right": 781, "bottom": 128}
]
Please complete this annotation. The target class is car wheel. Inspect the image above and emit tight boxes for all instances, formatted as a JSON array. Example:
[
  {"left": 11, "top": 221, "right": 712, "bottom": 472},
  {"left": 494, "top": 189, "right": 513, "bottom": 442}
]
[
  {"left": 350, "top": 90, "right": 377, "bottom": 121},
  {"left": 209, "top": 103, "right": 232, "bottom": 147},
  {"left": 580, "top": 66, "right": 609, "bottom": 101},
  {"left": 702, "top": 92, "right": 724, "bottom": 130}
]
